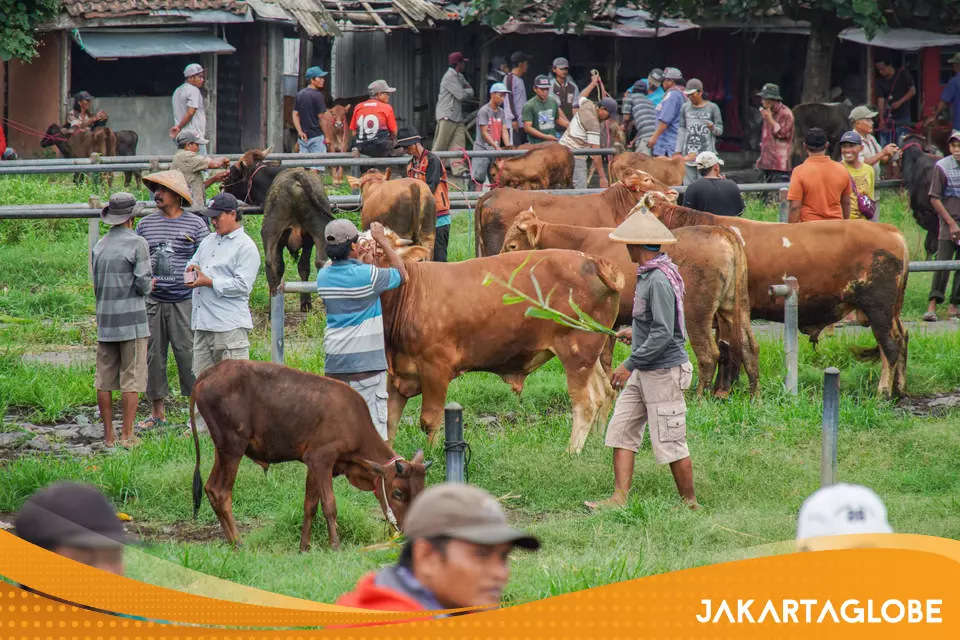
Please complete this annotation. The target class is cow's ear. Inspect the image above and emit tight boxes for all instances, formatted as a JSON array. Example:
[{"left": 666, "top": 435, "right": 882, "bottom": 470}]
[
  {"left": 411, "top": 449, "right": 425, "bottom": 464},
  {"left": 346, "top": 176, "right": 361, "bottom": 190},
  {"left": 526, "top": 222, "right": 542, "bottom": 248},
  {"left": 384, "top": 167, "right": 392, "bottom": 181},
  {"left": 516, "top": 222, "right": 528, "bottom": 232}
]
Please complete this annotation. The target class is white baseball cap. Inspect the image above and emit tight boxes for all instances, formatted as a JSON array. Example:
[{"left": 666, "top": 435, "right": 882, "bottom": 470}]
[
  {"left": 695, "top": 151, "right": 724, "bottom": 170},
  {"left": 797, "top": 483, "right": 893, "bottom": 545},
  {"left": 183, "top": 63, "right": 204, "bottom": 78}
]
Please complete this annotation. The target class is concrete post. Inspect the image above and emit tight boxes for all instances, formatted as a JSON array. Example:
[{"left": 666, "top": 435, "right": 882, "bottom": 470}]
[
  {"left": 271, "top": 290, "right": 285, "bottom": 364},
  {"left": 821, "top": 367, "right": 841, "bottom": 487},
  {"left": 87, "top": 196, "right": 101, "bottom": 280},
  {"left": 778, "top": 187, "right": 790, "bottom": 223},
  {"left": 768, "top": 276, "right": 799, "bottom": 395},
  {"left": 444, "top": 403, "right": 466, "bottom": 483}
]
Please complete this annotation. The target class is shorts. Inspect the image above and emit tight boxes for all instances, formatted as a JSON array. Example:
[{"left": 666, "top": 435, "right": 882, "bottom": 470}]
[
  {"left": 95, "top": 338, "right": 148, "bottom": 393},
  {"left": 604, "top": 362, "right": 693, "bottom": 464},
  {"left": 192, "top": 328, "right": 250, "bottom": 378},
  {"left": 347, "top": 372, "right": 389, "bottom": 440}
]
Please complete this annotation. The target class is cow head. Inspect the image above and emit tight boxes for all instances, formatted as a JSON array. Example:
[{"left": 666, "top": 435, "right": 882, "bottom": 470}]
[
  {"left": 347, "top": 168, "right": 391, "bottom": 194},
  {"left": 347, "top": 226, "right": 430, "bottom": 266},
  {"left": 501, "top": 208, "right": 542, "bottom": 253},
  {"left": 222, "top": 147, "right": 272, "bottom": 199},
  {"left": 351, "top": 450, "right": 432, "bottom": 531},
  {"left": 41, "top": 123, "right": 64, "bottom": 149}
]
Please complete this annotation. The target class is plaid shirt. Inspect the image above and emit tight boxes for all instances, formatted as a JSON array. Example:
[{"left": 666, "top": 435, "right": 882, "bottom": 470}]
[
  {"left": 92, "top": 227, "right": 153, "bottom": 342},
  {"left": 757, "top": 102, "right": 795, "bottom": 173}
]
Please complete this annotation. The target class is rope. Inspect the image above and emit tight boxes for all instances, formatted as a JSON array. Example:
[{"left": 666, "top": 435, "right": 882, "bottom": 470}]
[
  {"left": 454, "top": 147, "right": 499, "bottom": 189},
  {"left": 1, "top": 117, "right": 69, "bottom": 142},
  {"left": 443, "top": 438, "right": 473, "bottom": 483}
]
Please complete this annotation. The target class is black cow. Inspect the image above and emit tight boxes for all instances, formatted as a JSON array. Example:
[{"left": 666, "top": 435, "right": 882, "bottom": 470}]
[
  {"left": 114, "top": 130, "right": 141, "bottom": 189},
  {"left": 900, "top": 133, "right": 943, "bottom": 258},
  {"left": 791, "top": 102, "right": 853, "bottom": 165},
  {"left": 221, "top": 148, "right": 335, "bottom": 312}
]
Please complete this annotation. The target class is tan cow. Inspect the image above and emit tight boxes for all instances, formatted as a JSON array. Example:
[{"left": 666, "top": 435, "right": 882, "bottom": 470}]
[
  {"left": 608, "top": 152, "right": 693, "bottom": 187},
  {"left": 348, "top": 169, "right": 437, "bottom": 259},
  {"left": 501, "top": 209, "right": 758, "bottom": 397},
  {"left": 319, "top": 105, "right": 350, "bottom": 186},
  {"left": 492, "top": 142, "right": 574, "bottom": 189}
]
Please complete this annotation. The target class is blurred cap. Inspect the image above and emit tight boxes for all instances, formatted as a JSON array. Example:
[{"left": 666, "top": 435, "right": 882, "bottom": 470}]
[
  {"left": 840, "top": 130, "right": 864, "bottom": 145},
  {"left": 15, "top": 482, "right": 132, "bottom": 550},
  {"left": 490, "top": 82, "right": 510, "bottom": 95},
  {"left": 183, "top": 63, "right": 204, "bottom": 78},
  {"left": 326, "top": 219, "right": 360, "bottom": 244},
  {"left": 510, "top": 51, "right": 529, "bottom": 64},
  {"left": 74, "top": 91, "right": 94, "bottom": 102},
  {"left": 797, "top": 483, "right": 893, "bottom": 542},
  {"left": 203, "top": 192, "right": 239, "bottom": 217},
  {"left": 176, "top": 130, "right": 209, "bottom": 147},
  {"left": 533, "top": 75, "right": 551, "bottom": 90},
  {"left": 367, "top": 79, "right": 396, "bottom": 95},
  {"left": 949, "top": 130, "right": 960, "bottom": 143},
  {"left": 552, "top": 57, "right": 570, "bottom": 69},
  {"left": 648, "top": 68, "right": 664, "bottom": 86},
  {"left": 695, "top": 151, "right": 724, "bottom": 170},
  {"left": 305, "top": 66, "right": 328, "bottom": 80},
  {"left": 758, "top": 83, "right": 783, "bottom": 100},
  {"left": 663, "top": 67, "right": 683, "bottom": 80},
  {"left": 805, "top": 127, "right": 828, "bottom": 149},
  {"left": 949, "top": 53, "right": 960, "bottom": 65},
  {"left": 492, "top": 55, "right": 507, "bottom": 69},
  {"left": 599, "top": 96, "right": 619, "bottom": 115},
  {"left": 448, "top": 52, "right": 468, "bottom": 65},
  {"left": 683, "top": 78, "right": 704, "bottom": 95},
  {"left": 633, "top": 79, "right": 648, "bottom": 92},
  {"left": 395, "top": 125, "right": 423, "bottom": 148},
  {"left": 849, "top": 105, "right": 878, "bottom": 121}
]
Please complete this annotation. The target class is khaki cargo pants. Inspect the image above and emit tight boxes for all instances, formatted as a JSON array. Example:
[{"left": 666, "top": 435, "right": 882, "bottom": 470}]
[
  {"left": 605, "top": 363, "right": 693, "bottom": 464},
  {"left": 192, "top": 328, "right": 250, "bottom": 378}
]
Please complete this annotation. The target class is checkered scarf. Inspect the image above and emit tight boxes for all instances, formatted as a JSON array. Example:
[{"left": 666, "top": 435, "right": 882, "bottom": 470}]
[{"left": 637, "top": 253, "right": 685, "bottom": 337}]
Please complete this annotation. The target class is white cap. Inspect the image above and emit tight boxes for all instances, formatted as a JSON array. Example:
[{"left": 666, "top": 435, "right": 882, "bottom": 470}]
[
  {"left": 695, "top": 151, "right": 723, "bottom": 170},
  {"left": 183, "top": 63, "right": 204, "bottom": 78},
  {"left": 796, "top": 483, "right": 893, "bottom": 543}
]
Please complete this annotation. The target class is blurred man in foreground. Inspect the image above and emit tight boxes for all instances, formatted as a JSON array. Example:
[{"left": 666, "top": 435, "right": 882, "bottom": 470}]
[{"left": 796, "top": 483, "right": 893, "bottom": 551}]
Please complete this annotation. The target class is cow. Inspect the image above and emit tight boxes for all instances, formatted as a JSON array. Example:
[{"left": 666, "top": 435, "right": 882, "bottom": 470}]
[
  {"left": 900, "top": 133, "right": 943, "bottom": 258},
  {"left": 608, "top": 152, "right": 690, "bottom": 187},
  {"left": 221, "top": 148, "right": 335, "bottom": 312},
  {"left": 475, "top": 169, "right": 675, "bottom": 256},
  {"left": 114, "top": 130, "right": 141, "bottom": 189},
  {"left": 347, "top": 168, "right": 437, "bottom": 258},
  {"left": 319, "top": 105, "right": 350, "bottom": 186},
  {"left": 645, "top": 193, "right": 910, "bottom": 397},
  {"left": 42, "top": 124, "right": 117, "bottom": 185},
  {"left": 374, "top": 246, "right": 622, "bottom": 454},
  {"left": 791, "top": 102, "right": 853, "bottom": 165},
  {"left": 190, "top": 359, "right": 431, "bottom": 551},
  {"left": 500, "top": 209, "right": 759, "bottom": 397},
  {"left": 491, "top": 142, "right": 574, "bottom": 189}
]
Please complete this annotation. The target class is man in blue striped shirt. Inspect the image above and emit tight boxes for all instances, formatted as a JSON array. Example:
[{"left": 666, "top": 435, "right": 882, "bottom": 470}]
[{"left": 316, "top": 220, "right": 407, "bottom": 439}]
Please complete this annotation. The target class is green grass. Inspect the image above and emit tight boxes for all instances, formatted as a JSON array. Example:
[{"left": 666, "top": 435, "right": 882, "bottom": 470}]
[{"left": 0, "top": 175, "right": 959, "bottom": 604}]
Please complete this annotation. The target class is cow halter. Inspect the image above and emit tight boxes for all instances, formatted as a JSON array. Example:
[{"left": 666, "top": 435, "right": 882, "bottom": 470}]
[{"left": 374, "top": 455, "right": 405, "bottom": 531}]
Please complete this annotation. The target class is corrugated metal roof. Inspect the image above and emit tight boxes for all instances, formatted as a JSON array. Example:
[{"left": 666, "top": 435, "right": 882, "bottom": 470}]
[
  {"left": 243, "top": 0, "right": 293, "bottom": 21},
  {"left": 839, "top": 27, "right": 960, "bottom": 51},
  {"left": 63, "top": 0, "right": 247, "bottom": 18},
  {"left": 73, "top": 30, "right": 236, "bottom": 58},
  {"left": 264, "top": 0, "right": 452, "bottom": 36}
]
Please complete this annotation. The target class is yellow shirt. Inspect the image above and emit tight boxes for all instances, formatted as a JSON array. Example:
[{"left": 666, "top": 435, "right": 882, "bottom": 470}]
[{"left": 844, "top": 161, "right": 875, "bottom": 220}]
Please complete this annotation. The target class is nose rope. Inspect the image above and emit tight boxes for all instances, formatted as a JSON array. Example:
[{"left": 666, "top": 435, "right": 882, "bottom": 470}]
[{"left": 375, "top": 455, "right": 405, "bottom": 531}]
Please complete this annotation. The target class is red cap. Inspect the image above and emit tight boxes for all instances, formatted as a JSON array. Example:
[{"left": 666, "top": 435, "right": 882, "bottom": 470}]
[{"left": 448, "top": 52, "right": 468, "bottom": 65}]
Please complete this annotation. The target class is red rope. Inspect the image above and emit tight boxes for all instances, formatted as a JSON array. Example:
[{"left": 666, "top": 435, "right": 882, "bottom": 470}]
[
  {"left": 1, "top": 117, "right": 69, "bottom": 142},
  {"left": 454, "top": 147, "right": 499, "bottom": 189}
]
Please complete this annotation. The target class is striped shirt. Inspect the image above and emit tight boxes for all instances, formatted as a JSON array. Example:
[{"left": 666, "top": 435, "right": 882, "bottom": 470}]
[
  {"left": 92, "top": 227, "right": 153, "bottom": 342},
  {"left": 316, "top": 259, "right": 402, "bottom": 375},
  {"left": 136, "top": 210, "right": 210, "bottom": 303}
]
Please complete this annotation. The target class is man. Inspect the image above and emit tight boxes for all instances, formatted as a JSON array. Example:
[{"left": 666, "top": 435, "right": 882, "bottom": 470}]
[
  {"left": 170, "top": 64, "right": 207, "bottom": 152},
  {"left": 549, "top": 57, "right": 579, "bottom": 129},
  {"left": 14, "top": 482, "right": 131, "bottom": 575},
  {"left": 840, "top": 130, "right": 875, "bottom": 221},
  {"left": 137, "top": 170, "right": 209, "bottom": 429},
  {"left": 646, "top": 69, "right": 666, "bottom": 106},
  {"left": 647, "top": 67, "right": 684, "bottom": 157},
  {"left": 786, "top": 128, "right": 851, "bottom": 223},
  {"left": 92, "top": 193, "right": 153, "bottom": 448},
  {"left": 796, "top": 483, "right": 892, "bottom": 551},
  {"left": 337, "top": 483, "right": 539, "bottom": 611},
  {"left": 349, "top": 80, "right": 399, "bottom": 172},
  {"left": 292, "top": 66, "right": 330, "bottom": 172},
  {"left": 756, "top": 83, "right": 795, "bottom": 184},
  {"left": 850, "top": 105, "right": 898, "bottom": 180},
  {"left": 185, "top": 192, "right": 260, "bottom": 378},
  {"left": 586, "top": 210, "right": 697, "bottom": 510},
  {"left": 559, "top": 73, "right": 613, "bottom": 189},
  {"left": 471, "top": 83, "right": 512, "bottom": 190},
  {"left": 434, "top": 52, "right": 475, "bottom": 179},
  {"left": 315, "top": 220, "right": 407, "bottom": 439},
  {"left": 504, "top": 51, "right": 529, "bottom": 145},
  {"left": 625, "top": 80, "right": 658, "bottom": 154},
  {"left": 522, "top": 75, "right": 569, "bottom": 143},
  {"left": 682, "top": 152, "right": 744, "bottom": 216},
  {"left": 676, "top": 78, "right": 724, "bottom": 185},
  {"left": 924, "top": 130, "right": 960, "bottom": 322},
  {"left": 875, "top": 55, "right": 916, "bottom": 146},
  {"left": 930, "top": 53, "right": 960, "bottom": 131},
  {"left": 487, "top": 55, "right": 509, "bottom": 85},
  {"left": 398, "top": 125, "right": 452, "bottom": 262},
  {"left": 171, "top": 130, "right": 230, "bottom": 211}
]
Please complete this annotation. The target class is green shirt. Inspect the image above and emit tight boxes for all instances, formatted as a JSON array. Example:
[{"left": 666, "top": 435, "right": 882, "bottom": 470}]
[{"left": 521, "top": 96, "right": 560, "bottom": 137}]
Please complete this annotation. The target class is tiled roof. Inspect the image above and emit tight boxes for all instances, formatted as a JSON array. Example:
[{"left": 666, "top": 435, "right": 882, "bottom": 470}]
[{"left": 62, "top": 0, "right": 248, "bottom": 19}]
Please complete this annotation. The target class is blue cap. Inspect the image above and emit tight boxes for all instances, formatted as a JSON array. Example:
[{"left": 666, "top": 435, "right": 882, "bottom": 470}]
[
  {"left": 840, "top": 130, "right": 863, "bottom": 145},
  {"left": 305, "top": 66, "right": 328, "bottom": 80},
  {"left": 490, "top": 82, "right": 509, "bottom": 94},
  {"left": 204, "top": 192, "right": 239, "bottom": 217}
]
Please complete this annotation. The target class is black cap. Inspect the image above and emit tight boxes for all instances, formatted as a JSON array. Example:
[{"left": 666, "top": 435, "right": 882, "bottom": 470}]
[
  {"left": 510, "top": 51, "right": 529, "bottom": 64},
  {"left": 204, "top": 192, "right": 240, "bottom": 218},
  {"left": 14, "top": 482, "right": 131, "bottom": 550},
  {"left": 805, "top": 127, "right": 828, "bottom": 149}
]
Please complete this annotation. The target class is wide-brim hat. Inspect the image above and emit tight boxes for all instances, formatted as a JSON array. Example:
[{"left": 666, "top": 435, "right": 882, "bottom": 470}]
[
  {"left": 758, "top": 83, "right": 783, "bottom": 100},
  {"left": 395, "top": 126, "right": 423, "bottom": 147},
  {"left": 101, "top": 201, "right": 144, "bottom": 226},
  {"left": 949, "top": 53, "right": 960, "bottom": 65},
  {"left": 609, "top": 207, "right": 677, "bottom": 245},
  {"left": 143, "top": 170, "right": 193, "bottom": 205}
]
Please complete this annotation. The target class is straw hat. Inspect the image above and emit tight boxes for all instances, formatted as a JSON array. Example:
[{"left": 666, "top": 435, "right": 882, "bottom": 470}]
[
  {"left": 609, "top": 205, "right": 677, "bottom": 245},
  {"left": 143, "top": 170, "right": 193, "bottom": 205}
]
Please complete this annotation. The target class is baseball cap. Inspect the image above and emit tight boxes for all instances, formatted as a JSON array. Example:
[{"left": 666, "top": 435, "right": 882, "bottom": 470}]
[
  {"left": 533, "top": 75, "right": 551, "bottom": 90},
  {"left": 695, "top": 151, "right": 724, "bottom": 170},
  {"left": 648, "top": 68, "right": 664, "bottom": 86},
  {"left": 183, "top": 63, "right": 204, "bottom": 78},
  {"left": 949, "top": 130, "right": 960, "bottom": 143},
  {"left": 203, "top": 192, "right": 239, "bottom": 217},
  {"left": 663, "top": 67, "right": 683, "bottom": 80},
  {"left": 796, "top": 483, "right": 893, "bottom": 543},
  {"left": 15, "top": 482, "right": 132, "bottom": 550},
  {"left": 448, "top": 52, "right": 468, "bottom": 65},
  {"left": 176, "top": 130, "right": 209, "bottom": 147},
  {"left": 633, "top": 79, "right": 648, "bottom": 92},
  {"left": 840, "top": 130, "right": 863, "bottom": 145},
  {"left": 367, "top": 79, "right": 396, "bottom": 95},
  {"left": 552, "top": 57, "right": 570, "bottom": 69},
  {"left": 404, "top": 483, "right": 540, "bottom": 550},
  {"left": 510, "top": 51, "right": 529, "bottom": 64},
  {"left": 849, "top": 105, "right": 878, "bottom": 122},
  {"left": 305, "top": 66, "right": 328, "bottom": 80},
  {"left": 683, "top": 78, "right": 703, "bottom": 95},
  {"left": 74, "top": 90, "right": 94, "bottom": 102},
  {"left": 490, "top": 82, "right": 509, "bottom": 95},
  {"left": 805, "top": 127, "right": 828, "bottom": 149},
  {"left": 325, "top": 219, "right": 360, "bottom": 244},
  {"left": 599, "top": 96, "right": 619, "bottom": 115}
]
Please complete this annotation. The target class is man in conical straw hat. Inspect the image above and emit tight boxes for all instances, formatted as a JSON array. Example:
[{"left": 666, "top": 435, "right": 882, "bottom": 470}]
[
  {"left": 586, "top": 202, "right": 698, "bottom": 511},
  {"left": 136, "top": 170, "right": 211, "bottom": 432}
]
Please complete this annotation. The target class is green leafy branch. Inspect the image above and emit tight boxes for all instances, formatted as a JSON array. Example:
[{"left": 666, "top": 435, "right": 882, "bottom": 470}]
[{"left": 482, "top": 254, "right": 616, "bottom": 336}]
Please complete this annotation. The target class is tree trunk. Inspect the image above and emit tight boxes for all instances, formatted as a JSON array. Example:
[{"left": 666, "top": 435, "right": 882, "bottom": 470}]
[{"left": 801, "top": 19, "right": 844, "bottom": 103}]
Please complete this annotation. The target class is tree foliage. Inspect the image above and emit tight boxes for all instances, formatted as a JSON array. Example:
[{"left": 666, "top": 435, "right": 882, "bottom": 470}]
[{"left": 0, "top": 0, "right": 62, "bottom": 62}]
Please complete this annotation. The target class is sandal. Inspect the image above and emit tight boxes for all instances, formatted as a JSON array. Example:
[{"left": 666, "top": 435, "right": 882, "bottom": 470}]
[
  {"left": 923, "top": 311, "right": 938, "bottom": 322},
  {"left": 120, "top": 436, "right": 142, "bottom": 449},
  {"left": 136, "top": 416, "right": 167, "bottom": 430}
]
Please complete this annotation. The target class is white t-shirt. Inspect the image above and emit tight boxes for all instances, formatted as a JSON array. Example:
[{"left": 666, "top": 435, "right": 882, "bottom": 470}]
[
  {"left": 859, "top": 133, "right": 882, "bottom": 179},
  {"left": 559, "top": 97, "right": 600, "bottom": 150},
  {"left": 173, "top": 83, "right": 206, "bottom": 137}
]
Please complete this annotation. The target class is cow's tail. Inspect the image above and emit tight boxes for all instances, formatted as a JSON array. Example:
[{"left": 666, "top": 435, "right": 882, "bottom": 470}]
[
  {"left": 725, "top": 232, "right": 747, "bottom": 387},
  {"left": 190, "top": 394, "right": 203, "bottom": 521},
  {"left": 474, "top": 191, "right": 488, "bottom": 257},
  {"left": 293, "top": 169, "right": 334, "bottom": 221},
  {"left": 408, "top": 182, "right": 424, "bottom": 246}
]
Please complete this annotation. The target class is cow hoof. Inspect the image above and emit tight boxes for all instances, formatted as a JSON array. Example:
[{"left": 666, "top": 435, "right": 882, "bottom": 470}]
[{"left": 301, "top": 302, "right": 312, "bottom": 313}]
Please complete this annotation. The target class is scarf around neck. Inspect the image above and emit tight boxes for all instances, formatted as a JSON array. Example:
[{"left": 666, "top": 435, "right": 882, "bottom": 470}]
[{"left": 637, "top": 253, "right": 686, "bottom": 337}]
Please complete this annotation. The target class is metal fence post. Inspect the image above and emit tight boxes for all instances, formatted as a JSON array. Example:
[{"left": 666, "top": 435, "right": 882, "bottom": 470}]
[
  {"left": 768, "top": 276, "right": 799, "bottom": 395},
  {"left": 778, "top": 187, "right": 790, "bottom": 223},
  {"left": 87, "top": 196, "right": 101, "bottom": 280},
  {"left": 444, "top": 403, "right": 465, "bottom": 483},
  {"left": 270, "top": 290, "right": 285, "bottom": 364},
  {"left": 821, "top": 367, "right": 841, "bottom": 487}
]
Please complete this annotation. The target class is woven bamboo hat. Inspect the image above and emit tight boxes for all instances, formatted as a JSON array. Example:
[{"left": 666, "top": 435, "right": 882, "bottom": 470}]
[
  {"left": 609, "top": 203, "right": 676, "bottom": 245},
  {"left": 143, "top": 170, "right": 193, "bottom": 205}
]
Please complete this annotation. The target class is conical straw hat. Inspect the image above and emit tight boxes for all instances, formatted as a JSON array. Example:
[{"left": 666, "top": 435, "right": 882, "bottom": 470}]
[
  {"left": 143, "top": 170, "right": 193, "bottom": 205},
  {"left": 609, "top": 203, "right": 677, "bottom": 245}
]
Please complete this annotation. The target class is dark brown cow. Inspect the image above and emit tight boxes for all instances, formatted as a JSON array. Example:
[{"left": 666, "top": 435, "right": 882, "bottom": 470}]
[
  {"left": 646, "top": 194, "right": 910, "bottom": 396},
  {"left": 475, "top": 169, "right": 675, "bottom": 256},
  {"left": 319, "top": 105, "right": 350, "bottom": 186},
  {"left": 492, "top": 142, "right": 574, "bottom": 189},
  {"left": 501, "top": 210, "right": 758, "bottom": 397},
  {"left": 377, "top": 248, "right": 622, "bottom": 454},
  {"left": 791, "top": 102, "right": 852, "bottom": 165},
  {"left": 349, "top": 169, "right": 437, "bottom": 258},
  {"left": 42, "top": 124, "right": 117, "bottom": 185},
  {"left": 191, "top": 359, "right": 431, "bottom": 551},
  {"left": 608, "top": 152, "right": 690, "bottom": 187}
]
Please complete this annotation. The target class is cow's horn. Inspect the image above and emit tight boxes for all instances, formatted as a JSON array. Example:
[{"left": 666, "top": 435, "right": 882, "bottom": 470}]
[
  {"left": 423, "top": 460, "right": 434, "bottom": 471},
  {"left": 262, "top": 146, "right": 273, "bottom": 157},
  {"left": 395, "top": 238, "right": 414, "bottom": 247},
  {"left": 395, "top": 459, "right": 406, "bottom": 474}
]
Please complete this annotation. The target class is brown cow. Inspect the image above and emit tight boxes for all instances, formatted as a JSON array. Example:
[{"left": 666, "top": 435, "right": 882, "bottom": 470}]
[
  {"left": 586, "top": 119, "right": 627, "bottom": 185},
  {"left": 191, "top": 359, "right": 431, "bottom": 552},
  {"left": 491, "top": 142, "right": 574, "bottom": 189},
  {"left": 375, "top": 248, "right": 622, "bottom": 454},
  {"left": 608, "top": 152, "right": 692, "bottom": 187},
  {"left": 646, "top": 193, "right": 910, "bottom": 396},
  {"left": 501, "top": 210, "right": 758, "bottom": 397},
  {"left": 42, "top": 124, "right": 118, "bottom": 185},
  {"left": 475, "top": 169, "right": 675, "bottom": 256},
  {"left": 348, "top": 169, "right": 437, "bottom": 259},
  {"left": 319, "top": 105, "right": 350, "bottom": 185}
]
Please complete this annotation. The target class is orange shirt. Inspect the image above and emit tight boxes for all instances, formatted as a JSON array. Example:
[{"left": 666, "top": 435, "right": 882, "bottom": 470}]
[
  {"left": 786, "top": 155, "right": 852, "bottom": 222},
  {"left": 350, "top": 100, "right": 398, "bottom": 143}
]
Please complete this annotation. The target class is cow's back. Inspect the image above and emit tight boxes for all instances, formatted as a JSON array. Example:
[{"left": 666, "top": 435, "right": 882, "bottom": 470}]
[
  {"left": 361, "top": 178, "right": 436, "bottom": 246},
  {"left": 610, "top": 153, "right": 684, "bottom": 186}
]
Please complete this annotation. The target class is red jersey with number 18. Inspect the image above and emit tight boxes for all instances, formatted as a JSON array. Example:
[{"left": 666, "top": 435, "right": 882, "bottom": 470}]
[{"left": 350, "top": 100, "right": 398, "bottom": 143}]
